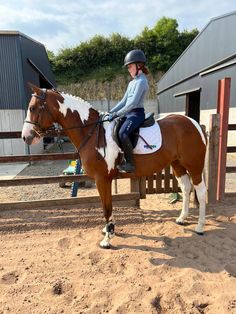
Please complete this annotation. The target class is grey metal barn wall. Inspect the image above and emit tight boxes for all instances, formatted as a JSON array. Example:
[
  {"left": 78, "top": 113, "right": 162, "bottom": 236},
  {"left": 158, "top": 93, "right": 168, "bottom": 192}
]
[
  {"left": 0, "top": 35, "right": 24, "bottom": 109},
  {"left": 157, "top": 66, "right": 236, "bottom": 113},
  {"left": 159, "top": 12, "right": 236, "bottom": 93},
  {"left": 200, "top": 68, "right": 236, "bottom": 108},
  {"left": 0, "top": 34, "right": 25, "bottom": 155},
  {"left": 0, "top": 32, "right": 55, "bottom": 156},
  {"left": 157, "top": 11, "right": 236, "bottom": 112},
  {"left": 20, "top": 35, "right": 56, "bottom": 102}
]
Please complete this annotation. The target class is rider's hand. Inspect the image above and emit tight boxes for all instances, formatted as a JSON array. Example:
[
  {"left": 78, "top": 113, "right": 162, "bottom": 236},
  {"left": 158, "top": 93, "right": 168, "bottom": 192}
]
[{"left": 108, "top": 112, "right": 118, "bottom": 122}]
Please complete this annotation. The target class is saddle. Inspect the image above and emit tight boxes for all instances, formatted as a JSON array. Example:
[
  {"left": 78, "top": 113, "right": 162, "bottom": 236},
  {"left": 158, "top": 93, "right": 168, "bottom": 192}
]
[{"left": 112, "top": 112, "right": 155, "bottom": 149}]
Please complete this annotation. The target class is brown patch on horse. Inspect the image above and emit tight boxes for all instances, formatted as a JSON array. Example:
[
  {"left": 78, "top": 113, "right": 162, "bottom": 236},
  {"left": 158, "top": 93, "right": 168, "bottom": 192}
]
[{"left": 51, "top": 89, "right": 65, "bottom": 104}]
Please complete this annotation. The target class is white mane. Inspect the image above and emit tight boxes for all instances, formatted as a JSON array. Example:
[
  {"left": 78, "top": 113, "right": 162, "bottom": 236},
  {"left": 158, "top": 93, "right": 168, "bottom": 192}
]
[{"left": 57, "top": 92, "right": 92, "bottom": 123}]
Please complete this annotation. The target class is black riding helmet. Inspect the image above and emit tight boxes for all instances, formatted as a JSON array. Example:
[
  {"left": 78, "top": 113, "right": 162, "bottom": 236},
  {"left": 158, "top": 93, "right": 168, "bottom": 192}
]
[{"left": 123, "top": 49, "right": 147, "bottom": 67}]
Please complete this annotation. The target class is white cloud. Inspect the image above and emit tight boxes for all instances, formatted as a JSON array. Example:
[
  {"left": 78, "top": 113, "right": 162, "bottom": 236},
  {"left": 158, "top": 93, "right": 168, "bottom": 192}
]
[{"left": 0, "top": 0, "right": 235, "bottom": 53}]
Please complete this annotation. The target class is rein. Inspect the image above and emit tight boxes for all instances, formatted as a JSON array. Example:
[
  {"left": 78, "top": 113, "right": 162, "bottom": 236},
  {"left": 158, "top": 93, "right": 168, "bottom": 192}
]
[{"left": 25, "top": 89, "right": 110, "bottom": 136}]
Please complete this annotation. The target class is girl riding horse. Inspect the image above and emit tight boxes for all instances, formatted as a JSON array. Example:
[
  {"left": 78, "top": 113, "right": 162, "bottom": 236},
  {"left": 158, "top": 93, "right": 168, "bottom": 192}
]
[{"left": 108, "top": 49, "right": 149, "bottom": 173}]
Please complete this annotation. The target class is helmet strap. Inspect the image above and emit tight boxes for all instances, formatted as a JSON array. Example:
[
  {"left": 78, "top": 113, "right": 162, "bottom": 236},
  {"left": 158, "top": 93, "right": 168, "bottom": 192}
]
[{"left": 135, "top": 64, "right": 139, "bottom": 76}]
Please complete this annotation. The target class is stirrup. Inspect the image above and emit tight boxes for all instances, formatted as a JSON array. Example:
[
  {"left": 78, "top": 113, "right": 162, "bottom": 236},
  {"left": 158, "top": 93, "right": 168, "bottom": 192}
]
[{"left": 117, "top": 162, "right": 135, "bottom": 173}]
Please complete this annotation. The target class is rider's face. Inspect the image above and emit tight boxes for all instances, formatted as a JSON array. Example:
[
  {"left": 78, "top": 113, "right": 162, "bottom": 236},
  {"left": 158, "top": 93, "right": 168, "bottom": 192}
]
[{"left": 127, "top": 63, "right": 137, "bottom": 78}]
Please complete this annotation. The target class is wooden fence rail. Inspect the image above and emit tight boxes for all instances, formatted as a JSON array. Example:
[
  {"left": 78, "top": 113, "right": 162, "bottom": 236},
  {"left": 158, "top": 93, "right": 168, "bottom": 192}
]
[
  {"left": 0, "top": 131, "right": 66, "bottom": 139},
  {"left": 0, "top": 153, "right": 79, "bottom": 163},
  {"left": 0, "top": 174, "right": 91, "bottom": 187},
  {"left": 0, "top": 193, "right": 140, "bottom": 211},
  {"left": 0, "top": 131, "right": 22, "bottom": 139},
  {"left": 0, "top": 134, "right": 140, "bottom": 208}
]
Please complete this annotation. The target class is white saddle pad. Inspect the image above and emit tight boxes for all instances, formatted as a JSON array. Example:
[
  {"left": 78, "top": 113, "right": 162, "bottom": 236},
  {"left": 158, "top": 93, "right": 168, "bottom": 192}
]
[
  {"left": 133, "top": 122, "right": 162, "bottom": 154},
  {"left": 96, "top": 119, "right": 162, "bottom": 173}
]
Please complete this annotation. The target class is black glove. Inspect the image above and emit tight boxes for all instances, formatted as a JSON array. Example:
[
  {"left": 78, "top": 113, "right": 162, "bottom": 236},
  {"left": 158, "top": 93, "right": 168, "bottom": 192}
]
[{"left": 108, "top": 112, "right": 118, "bottom": 122}]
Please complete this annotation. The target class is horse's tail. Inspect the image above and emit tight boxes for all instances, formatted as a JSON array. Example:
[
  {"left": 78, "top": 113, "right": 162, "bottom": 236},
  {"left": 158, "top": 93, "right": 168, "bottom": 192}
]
[
  {"left": 185, "top": 116, "right": 207, "bottom": 147},
  {"left": 201, "top": 125, "right": 208, "bottom": 147}
]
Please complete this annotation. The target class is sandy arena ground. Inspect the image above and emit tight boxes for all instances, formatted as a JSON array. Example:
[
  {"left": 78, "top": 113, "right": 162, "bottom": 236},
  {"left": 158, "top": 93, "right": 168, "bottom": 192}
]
[{"left": 0, "top": 142, "right": 236, "bottom": 314}]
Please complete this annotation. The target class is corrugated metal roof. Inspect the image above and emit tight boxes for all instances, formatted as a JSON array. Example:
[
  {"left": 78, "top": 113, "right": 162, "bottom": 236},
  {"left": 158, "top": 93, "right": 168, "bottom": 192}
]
[
  {"left": 158, "top": 10, "right": 236, "bottom": 93},
  {"left": 0, "top": 30, "right": 44, "bottom": 48},
  {"left": 0, "top": 35, "right": 22, "bottom": 109},
  {"left": 0, "top": 31, "right": 56, "bottom": 110}
]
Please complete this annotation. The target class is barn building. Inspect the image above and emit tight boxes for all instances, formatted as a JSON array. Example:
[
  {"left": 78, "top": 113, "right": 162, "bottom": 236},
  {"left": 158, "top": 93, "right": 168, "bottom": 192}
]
[
  {"left": 0, "top": 31, "right": 56, "bottom": 156},
  {"left": 157, "top": 10, "right": 236, "bottom": 135}
]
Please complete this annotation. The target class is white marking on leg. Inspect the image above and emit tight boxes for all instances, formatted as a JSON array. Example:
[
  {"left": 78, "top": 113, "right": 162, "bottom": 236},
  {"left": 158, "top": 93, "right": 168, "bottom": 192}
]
[
  {"left": 194, "top": 179, "right": 206, "bottom": 234},
  {"left": 102, "top": 215, "right": 115, "bottom": 234},
  {"left": 100, "top": 219, "right": 115, "bottom": 248},
  {"left": 176, "top": 174, "right": 191, "bottom": 223},
  {"left": 100, "top": 233, "right": 111, "bottom": 248}
]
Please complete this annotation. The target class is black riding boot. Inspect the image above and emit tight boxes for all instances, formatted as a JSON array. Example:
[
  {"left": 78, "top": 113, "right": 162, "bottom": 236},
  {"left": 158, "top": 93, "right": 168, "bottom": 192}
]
[{"left": 117, "top": 138, "right": 135, "bottom": 173}]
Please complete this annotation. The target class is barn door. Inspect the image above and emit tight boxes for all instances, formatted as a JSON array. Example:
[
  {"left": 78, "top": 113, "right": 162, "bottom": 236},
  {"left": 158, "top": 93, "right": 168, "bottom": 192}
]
[{"left": 185, "top": 90, "right": 201, "bottom": 122}]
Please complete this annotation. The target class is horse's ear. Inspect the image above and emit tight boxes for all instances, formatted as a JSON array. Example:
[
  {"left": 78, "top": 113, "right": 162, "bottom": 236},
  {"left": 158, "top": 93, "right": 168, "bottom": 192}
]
[{"left": 28, "top": 82, "right": 41, "bottom": 94}]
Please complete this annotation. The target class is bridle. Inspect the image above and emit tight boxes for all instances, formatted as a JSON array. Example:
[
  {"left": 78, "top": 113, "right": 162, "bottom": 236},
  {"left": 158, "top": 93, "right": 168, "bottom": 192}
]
[{"left": 24, "top": 88, "right": 58, "bottom": 137}]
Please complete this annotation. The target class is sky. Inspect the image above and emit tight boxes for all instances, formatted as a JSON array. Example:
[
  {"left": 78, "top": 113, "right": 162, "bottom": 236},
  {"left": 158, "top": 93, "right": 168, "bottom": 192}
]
[{"left": 0, "top": 0, "right": 235, "bottom": 54}]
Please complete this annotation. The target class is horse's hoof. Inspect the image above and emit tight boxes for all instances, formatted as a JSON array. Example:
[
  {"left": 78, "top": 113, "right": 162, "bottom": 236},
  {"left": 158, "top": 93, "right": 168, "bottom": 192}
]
[
  {"left": 100, "top": 243, "right": 111, "bottom": 249},
  {"left": 176, "top": 221, "right": 185, "bottom": 226},
  {"left": 99, "top": 239, "right": 111, "bottom": 249},
  {"left": 196, "top": 231, "right": 204, "bottom": 236}
]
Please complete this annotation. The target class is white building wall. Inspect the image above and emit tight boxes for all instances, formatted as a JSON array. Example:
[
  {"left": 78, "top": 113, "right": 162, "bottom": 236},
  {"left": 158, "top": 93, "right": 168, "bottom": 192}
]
[{"left": 0, "top": 109, "right": 43, "bottom": 156}]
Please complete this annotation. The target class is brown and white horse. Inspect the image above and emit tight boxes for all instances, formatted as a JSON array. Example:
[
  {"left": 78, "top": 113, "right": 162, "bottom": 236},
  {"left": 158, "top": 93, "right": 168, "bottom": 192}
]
[{"left": 22, "top": 84, "right": 207, "bottom": 248}]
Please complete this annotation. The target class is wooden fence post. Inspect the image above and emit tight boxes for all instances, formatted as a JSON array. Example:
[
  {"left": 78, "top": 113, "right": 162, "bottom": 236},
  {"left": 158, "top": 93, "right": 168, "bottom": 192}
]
[
  {"left": 207, "top": 114, "right": 220, "bottom": 204},
  {"left": 130, "top": 178, "right": 140, "bottom": 206},
  {"left": 216, "top": 78, "right": 231, "bottom": 201},
  {"left": 139, "top": 177, "right": 147, "bottom": 199}
]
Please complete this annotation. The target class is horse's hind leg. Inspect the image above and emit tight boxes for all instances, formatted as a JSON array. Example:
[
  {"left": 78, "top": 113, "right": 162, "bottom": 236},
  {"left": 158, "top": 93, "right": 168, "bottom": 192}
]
[
  {"left": 95, "top": 176, "right": 114, "bottom": 249},
  {"left": 172, "top": 161, "right": 192, "bottom": 225},
  {"left": 191, "top": 173, "right": 207, "bottom": 235}
]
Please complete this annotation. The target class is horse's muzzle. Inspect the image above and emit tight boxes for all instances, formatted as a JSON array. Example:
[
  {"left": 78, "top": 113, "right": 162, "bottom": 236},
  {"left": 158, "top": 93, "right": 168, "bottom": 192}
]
[
  {"left": 22, "top": 134, "right": 33, "bottom": 145},
  {"left": 22, "top": 132, "right": 40, "bottom": 145}
]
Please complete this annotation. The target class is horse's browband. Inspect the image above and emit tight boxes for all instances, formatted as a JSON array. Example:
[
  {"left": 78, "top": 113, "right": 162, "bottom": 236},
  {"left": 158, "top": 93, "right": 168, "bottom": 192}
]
[{"left": 32, "top": 89, "right": 47, "bottom": 101}]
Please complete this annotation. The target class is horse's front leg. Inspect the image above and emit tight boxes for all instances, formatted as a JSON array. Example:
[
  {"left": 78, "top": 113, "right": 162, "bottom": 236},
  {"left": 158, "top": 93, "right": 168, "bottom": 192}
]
[{"left": 95, "top": 176, "right": 114, "bottom": 249}]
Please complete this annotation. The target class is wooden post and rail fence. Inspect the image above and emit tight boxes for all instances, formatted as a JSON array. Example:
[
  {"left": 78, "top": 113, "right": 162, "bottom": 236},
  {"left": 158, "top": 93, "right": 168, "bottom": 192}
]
[
  {"left": 1, "top": 78, "right": 235, "bottom": 211},
  {"left": 207, "top": 77, "right": 236, "bottom": 203},
  {"left": 0, "top": 131, "right": 181, "bottom": 210}
]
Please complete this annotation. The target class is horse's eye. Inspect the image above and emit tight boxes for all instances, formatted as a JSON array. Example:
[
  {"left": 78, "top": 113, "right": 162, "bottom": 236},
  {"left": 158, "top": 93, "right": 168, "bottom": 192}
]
[{"left": 29, "top": 107, "right": 35, "bottom": 112}]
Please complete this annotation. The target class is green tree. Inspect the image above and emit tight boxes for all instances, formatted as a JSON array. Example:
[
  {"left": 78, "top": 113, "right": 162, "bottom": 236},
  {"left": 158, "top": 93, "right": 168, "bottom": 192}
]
[
  {"left": 178, "top": 28, "right": 199, "bottom": 51},
  {"left": 150, "top": 17, "right": 181, "bottom": 71},
  {"left": 51, "top": 16, "right": 198, "bottom": 84}
]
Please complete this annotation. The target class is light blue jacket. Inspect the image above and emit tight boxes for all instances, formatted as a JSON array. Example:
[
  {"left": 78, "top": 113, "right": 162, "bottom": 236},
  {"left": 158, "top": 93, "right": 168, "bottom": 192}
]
[{"left": 110, "top": 73, "right": 149, "bottom": 116}]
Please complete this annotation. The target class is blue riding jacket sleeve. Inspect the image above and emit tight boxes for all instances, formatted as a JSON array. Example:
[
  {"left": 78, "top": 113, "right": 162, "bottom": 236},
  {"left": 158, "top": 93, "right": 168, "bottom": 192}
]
[{"left": 110, "top": 73, "right": 149, "bottom": 116}]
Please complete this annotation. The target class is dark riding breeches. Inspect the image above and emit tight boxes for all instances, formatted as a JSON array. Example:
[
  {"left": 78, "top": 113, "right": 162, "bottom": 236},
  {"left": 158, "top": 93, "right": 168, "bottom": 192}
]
[{"left": 118, "top": 108, "right": 145, "bottom": 142}]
